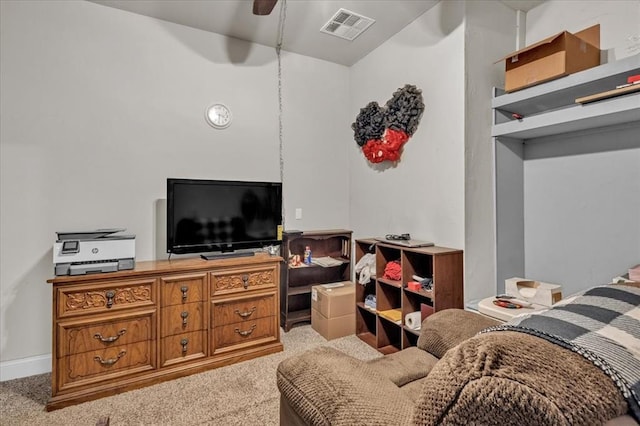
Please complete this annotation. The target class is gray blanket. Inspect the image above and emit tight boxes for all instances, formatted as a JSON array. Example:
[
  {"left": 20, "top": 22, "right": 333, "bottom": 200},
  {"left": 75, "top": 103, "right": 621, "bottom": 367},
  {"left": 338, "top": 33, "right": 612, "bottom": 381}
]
[{"left": 482, "top": 284, "right": 640, "bottom": 421}]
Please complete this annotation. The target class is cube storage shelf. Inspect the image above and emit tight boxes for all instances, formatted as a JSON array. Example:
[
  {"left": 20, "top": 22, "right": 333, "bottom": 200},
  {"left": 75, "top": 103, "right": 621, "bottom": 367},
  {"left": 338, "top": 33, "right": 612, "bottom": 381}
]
[
  {"left": 354, "top": 238, "right": 463, "bottom": 354},
  {"left": 280, "top": 229, "right": 352, "bottom": 332}
]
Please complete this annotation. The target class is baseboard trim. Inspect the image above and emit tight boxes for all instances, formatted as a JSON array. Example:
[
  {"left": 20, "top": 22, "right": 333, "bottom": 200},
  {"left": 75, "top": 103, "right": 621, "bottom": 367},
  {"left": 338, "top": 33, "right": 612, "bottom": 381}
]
[{"left": 0, "top": 354, "right": 51, "bottom": 381}]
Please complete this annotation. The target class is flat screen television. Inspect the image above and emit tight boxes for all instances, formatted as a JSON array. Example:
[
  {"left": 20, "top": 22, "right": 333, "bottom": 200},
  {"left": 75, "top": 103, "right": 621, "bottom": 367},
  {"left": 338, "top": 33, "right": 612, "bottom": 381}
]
[{"left": 167, "top": 178, "right": 282, "bottom": 256}]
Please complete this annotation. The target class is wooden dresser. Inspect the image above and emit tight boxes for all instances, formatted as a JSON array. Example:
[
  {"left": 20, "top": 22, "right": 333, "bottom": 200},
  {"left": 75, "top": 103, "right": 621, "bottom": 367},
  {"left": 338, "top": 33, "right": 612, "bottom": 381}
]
[{"left": 47, "top": 254, "right": 282, "bottom": 411}]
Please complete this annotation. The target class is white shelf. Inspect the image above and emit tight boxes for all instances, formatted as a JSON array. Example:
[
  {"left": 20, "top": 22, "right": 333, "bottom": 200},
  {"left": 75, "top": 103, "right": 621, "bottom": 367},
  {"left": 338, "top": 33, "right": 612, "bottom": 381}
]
[
  {"left": 492, "top": 94, "right": 640, "bottom": 139},
  {"left": 492, "top": 54, "right": 640, "bottom": 139}
]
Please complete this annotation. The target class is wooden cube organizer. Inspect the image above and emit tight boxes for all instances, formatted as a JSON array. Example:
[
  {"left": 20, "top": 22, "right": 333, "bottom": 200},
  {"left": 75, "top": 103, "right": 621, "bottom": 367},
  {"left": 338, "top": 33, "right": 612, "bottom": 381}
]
[{"left": 354, "top": 238, "right": 463, "bottom": 354}]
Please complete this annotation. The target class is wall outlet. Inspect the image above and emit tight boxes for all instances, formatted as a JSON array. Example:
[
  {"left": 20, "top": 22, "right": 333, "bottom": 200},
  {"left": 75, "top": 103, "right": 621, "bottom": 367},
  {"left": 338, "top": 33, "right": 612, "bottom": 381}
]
[{"left": 295, "top": 208, "right": 302, "bottom": 220}]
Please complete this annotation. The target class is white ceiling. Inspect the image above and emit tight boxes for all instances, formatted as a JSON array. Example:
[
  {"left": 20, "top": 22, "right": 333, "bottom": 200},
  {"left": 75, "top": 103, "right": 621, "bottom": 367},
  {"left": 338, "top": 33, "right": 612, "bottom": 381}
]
[{"left": 90, "top": 0, "right": 545, "bottom": 66}]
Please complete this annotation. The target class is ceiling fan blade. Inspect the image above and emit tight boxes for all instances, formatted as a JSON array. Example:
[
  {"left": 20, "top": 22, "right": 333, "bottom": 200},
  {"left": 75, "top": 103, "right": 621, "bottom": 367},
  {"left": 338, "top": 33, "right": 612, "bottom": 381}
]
[{"left": 253, "top": 0, "right": 278, "bottom": 15}]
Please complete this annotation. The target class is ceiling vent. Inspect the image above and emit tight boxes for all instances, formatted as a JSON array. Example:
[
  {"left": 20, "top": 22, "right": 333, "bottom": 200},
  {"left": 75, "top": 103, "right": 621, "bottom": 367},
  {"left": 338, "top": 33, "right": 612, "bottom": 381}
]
[{"left": 320, "top": 8, "right": 375, "bottom": 41}]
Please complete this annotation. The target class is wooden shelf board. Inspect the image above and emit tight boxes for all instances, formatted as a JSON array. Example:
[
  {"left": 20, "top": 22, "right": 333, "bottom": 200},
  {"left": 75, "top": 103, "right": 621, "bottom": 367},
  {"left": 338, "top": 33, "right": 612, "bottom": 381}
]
[
  {"left": 403, "top": 326, "right": 421, "bottom": 336},
  {"left": 287, "top": 285, "right": 312, "bottom": 296},
  {"left": 356, "top": 332, "right": 377, "bottom": 348},
  {"left": 575, "top": 83, "right": 640, "bottom": 104},
  {"left": 378, "top": 278, "right": 402, "bottom": 288},
  {"left": 356, "top": 302, "right": 377, "bottom": 314},
  {"left": 286, "top": 309, "right": 311, "bottom": 321},
  {"left": 403, "top": 287, "right": 433, "bottom": 299},
  {"left": 288, "top": 229, "right": 352, "bottom": 237},
  {"left": 377, "top": 345, "right": 400, "bottom": 355}
]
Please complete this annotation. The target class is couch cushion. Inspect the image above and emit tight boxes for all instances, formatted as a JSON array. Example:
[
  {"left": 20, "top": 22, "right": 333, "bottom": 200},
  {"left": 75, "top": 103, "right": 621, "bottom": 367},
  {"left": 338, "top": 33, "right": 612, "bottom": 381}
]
[
  {"left": 413, "top": 331, "right": 628, "bottom": 425},
  {"left": 399, "top": 378, "right": 428, "bottom": 403},
  {"left": 366, "top": 346, "right": 438, "bottom": 387},
  {"left": 277, "top": 346, "right": 414, "bottom": 425},
  {"left": 417, "top": 309, "right": 500, "bottom": 358}
]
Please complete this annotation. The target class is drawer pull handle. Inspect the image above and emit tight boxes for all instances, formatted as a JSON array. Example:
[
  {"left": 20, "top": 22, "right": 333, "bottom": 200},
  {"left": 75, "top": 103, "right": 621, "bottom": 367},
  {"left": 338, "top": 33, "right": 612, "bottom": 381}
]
[
  {"left": 181, "top": 311, "right": 189, "bottom": 326},
  {"left": 181, "top": 286, "right": 188, "bottom": 301},
  {"left": 181, "top": 338, "right": 189, "bottom": 353},
  {"left": 235, "top": 324, "right": 257, "bottom": 337},
  {"left": 94, "top": 350, "right": 126, "bottom": 366},
  {"left": 235, "top": 307, "right": 256, "bottom": 318},
  {"left": 105, "top": 290, "right": 116, "bottom": 308},
  {"left": 94, "top": 329, "right": 126, "bottom": 343},
  {"left": 242, "top": 274, "right": 249, "bottom": 289}
]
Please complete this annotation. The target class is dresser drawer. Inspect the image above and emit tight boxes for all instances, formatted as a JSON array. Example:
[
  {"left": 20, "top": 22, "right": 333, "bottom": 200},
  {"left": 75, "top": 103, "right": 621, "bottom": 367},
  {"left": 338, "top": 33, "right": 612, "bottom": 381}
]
[
  {"left": 212, "top": 293, "right": 275, "bottom": 327},
  {"left": 58, "top": 278, "right": 156, "bottom": 318},
  {"left": 161, "top": 301, "right": 205, "bottom": 337},
  {"left": 58, "top": 340, "right": 154, "bottom": 391},
  {"left": 57, "top": 309, "right": 155, "bottom": 358},
  {"left": 212, "top": 316, "right": 277, "bottom": 354},
  {"left": 160, "top": 273, "right": 206, "bottom": 306},
  {"left": 161, "top": 330, "right": 207, "bottom": 367},
  {"left": 210, "top": 265, "right": 277, "bottom": 296}
]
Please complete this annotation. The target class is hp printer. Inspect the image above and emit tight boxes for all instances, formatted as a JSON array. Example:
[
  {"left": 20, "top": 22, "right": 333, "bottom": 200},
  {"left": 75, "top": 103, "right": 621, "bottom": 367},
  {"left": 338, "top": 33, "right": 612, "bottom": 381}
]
[{"left": 53, "top": 228, "right": 135, "bottom": 276}]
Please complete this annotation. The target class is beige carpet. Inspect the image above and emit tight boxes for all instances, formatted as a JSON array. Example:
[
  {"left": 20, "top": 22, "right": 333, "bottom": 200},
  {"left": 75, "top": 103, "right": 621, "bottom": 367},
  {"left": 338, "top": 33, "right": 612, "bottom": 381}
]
[{"left": 0, "top": 325, "right": 381, "bottom": 425}]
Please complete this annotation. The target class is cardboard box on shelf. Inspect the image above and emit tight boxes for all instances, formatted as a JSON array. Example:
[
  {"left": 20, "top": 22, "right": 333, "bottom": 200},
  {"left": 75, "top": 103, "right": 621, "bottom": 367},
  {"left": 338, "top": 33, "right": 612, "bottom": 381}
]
[
  {"left": 505, "top": 277, "right": 562, "bottom": 307},
  {"left": 497, "top": 24, "right": 601, "bottom": 93},
  {"left": 311, "top": 281, "right": 355, "bottom": 318},
  {"left": 311, "top": 308, "right": 355, "bottom": 340}
]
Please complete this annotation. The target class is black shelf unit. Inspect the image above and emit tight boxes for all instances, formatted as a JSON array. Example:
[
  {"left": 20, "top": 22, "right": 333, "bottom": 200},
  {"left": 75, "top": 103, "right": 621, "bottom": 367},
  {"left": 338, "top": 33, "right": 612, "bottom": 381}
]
[{"left": 280, "top": 229, "right": 352, "bottom": 331}]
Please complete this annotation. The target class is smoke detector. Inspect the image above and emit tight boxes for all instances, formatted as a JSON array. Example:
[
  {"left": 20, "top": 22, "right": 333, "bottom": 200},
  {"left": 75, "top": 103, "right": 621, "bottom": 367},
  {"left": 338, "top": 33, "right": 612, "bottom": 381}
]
[{"left": 320, "top": 8, "right": 375, "bottom": 41}]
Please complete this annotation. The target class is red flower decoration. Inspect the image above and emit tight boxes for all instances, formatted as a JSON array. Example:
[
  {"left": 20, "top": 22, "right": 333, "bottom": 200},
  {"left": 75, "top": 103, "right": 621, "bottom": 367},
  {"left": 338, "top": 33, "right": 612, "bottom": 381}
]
[{"left": 362, "top": 129, "right": 409, "bottom": 163}]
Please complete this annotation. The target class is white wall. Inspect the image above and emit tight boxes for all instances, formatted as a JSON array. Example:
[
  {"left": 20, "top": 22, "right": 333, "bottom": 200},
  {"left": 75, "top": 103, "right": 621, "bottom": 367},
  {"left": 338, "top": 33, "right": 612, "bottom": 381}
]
[
  {"left": 0, "top": 0, "right": 350, "bottom": 377},
  {"left": 349, "top": 0, "right": 466, "bottom": 254},
  {"left": 526, "top": 0, "right": 640, "bottom": 62},
  {"left": 524, "top": 124, "right": 640, "bottom": 294},
  {"left": 281, "top": 52, "right": 352, "bottom": 231},
  {"left": 464, "top": 1, "right": 516, "bottom": 300},
  {"left": 522, "top": 1, "right": 640, "bottom": 295}
]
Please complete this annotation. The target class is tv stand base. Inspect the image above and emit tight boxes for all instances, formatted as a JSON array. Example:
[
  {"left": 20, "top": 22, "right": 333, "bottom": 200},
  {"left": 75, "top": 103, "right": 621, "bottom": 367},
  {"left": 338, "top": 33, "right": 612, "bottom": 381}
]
[{"left": 200, "top": 251, "right": 255, "bottom": 260}]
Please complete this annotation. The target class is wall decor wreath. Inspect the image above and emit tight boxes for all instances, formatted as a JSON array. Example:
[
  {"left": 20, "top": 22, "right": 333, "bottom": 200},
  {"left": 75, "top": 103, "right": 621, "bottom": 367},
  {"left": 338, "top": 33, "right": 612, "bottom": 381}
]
[{"left": 351, "top": 84, "right": 425, "bottom": 164}]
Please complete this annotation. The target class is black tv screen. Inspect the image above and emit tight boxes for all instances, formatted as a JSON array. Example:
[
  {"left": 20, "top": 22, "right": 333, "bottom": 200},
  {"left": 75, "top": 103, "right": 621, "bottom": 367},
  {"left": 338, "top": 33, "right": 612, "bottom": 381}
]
[{"left": 167, "top": 178, "right": 282, "bottom": 255}]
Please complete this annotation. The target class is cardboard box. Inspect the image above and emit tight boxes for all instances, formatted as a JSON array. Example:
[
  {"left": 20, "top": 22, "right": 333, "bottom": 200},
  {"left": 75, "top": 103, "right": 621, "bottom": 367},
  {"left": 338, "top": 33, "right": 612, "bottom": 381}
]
[
  {"left": 505, "top": 277, "right": 562, "bottom": 307},
  {"left": 311, "top": 281, "right": 355, "bottom": 318},
  {"left": 311, "top": 308, "right": 355, "bottom": 340},
  {"left": 498, "top": 24, "right": 600, "bottom": 93}
]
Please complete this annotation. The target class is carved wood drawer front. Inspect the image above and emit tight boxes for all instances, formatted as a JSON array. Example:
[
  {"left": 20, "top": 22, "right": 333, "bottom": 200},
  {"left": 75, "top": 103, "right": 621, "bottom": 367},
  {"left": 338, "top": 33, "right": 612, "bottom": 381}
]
[
  {"left": 160, "top": 273, "right": 206, "bottom": 307},
  {"left": 161, "top": 301, "right": 205, "bottom": 337},
  {"left": 58, "top": 278, "right": 156, "bottom": 318},
  {"left": 212, "top": 317, "right": 276, "bottom": 354},
  {"left": 58, "top": 340, "right": 154, "bottom": 391},
  {"left": 161, "top": 330, "right": 206, "bottom": 367},
  {"left": 210, "top": 265, "right": 277, "bottom": 296},
  {"left": 212, "top": 293, "right": 276, "bottom": 327},
  {"left": 57, "top": 309, "right": 155, "bottom": 359}
]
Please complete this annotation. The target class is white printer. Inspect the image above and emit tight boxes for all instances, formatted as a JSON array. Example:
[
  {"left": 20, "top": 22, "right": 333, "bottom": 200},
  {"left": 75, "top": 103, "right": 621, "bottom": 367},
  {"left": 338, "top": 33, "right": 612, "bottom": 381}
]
[{"left": 53, "top": 228, "right": 135, "bottom": 276}]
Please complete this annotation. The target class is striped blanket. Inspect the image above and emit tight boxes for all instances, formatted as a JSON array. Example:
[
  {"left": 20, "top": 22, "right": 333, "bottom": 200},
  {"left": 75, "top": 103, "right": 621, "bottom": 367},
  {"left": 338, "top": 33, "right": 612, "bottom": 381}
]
[{"left": 482, "top": 284, "right": 640, "bottom": 421}]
